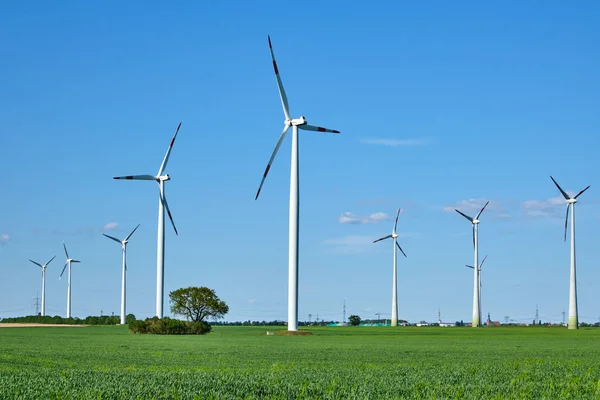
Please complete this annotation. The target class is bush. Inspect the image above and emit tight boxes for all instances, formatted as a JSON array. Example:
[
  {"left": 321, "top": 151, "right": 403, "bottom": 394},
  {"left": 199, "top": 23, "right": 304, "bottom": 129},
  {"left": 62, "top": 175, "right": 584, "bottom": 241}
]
[
  {"left": 127, "top": 317, "right": 211, "bottom": 335},
  {"left": 125, "top": 314, "right": 136, "bottom": 325}
]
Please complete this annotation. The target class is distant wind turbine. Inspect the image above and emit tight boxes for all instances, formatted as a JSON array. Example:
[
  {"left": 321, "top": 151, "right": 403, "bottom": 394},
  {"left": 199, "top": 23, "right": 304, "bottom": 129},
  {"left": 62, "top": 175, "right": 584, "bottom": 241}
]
[
  {"left": 59, "top": 243, "right": 80, "bottom": 318},
  {"left": 103, "top": 224, "right": 140, "bottom": 324},
  {"left": 550, "top": 176, "right": 590, "bottom": 330},
  {"left": 113, "top": 123, "right": 181, "bottom": 318},
  {"left": 373, "top": 209, "right": 407, "bottom": 327},
  {"left": 466, "top": 255, "right": 487, "bottom": 314},
  {"left": 29, "top": 255, "right": 56, "bottom": 316},
  {"left": 455, "top": 200, "right": 489, "bottom": 327},
  {"left": 254, "top": 36, "right": 340, "bottom": 331}
]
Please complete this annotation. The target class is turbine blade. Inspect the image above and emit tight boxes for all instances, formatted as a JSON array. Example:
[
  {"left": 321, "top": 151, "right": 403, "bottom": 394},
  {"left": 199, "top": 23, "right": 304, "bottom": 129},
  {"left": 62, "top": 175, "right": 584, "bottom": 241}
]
[
  {"left": 255, "top": 123, "right": 291, "bottom": 200},
  {"left": 394, "top": 208, "right": 401, "bottom": 233},
  {"left": 71, "top": 260, "right": 81, "bottom": 263},
  {"left": 396, "top": 241, "right": 407, "bottom": 257},
  {"left": 268, "top": 35, "right": 290, "bottom": 121},
  {"left": 298, "top": 124, "right": 340, "bottom": 134},
  {"left": 124, "top": 224, "right": 140, "bottom": 242},
  {"left": 564, "top": 204, "right": 569, "bottom": 242},
  {"left": 455, "top": 209, "right": 474, "bottom": 223},
  {"left": 158, "top": 122, "right": 182, "bottom": 177},
  {"left": 113, "top": 175, "right": 156, "bottom": 181},
  {"left": 160, "top": 192, "right": 178, "bottom": 235},
  {"left": 479, "top": 255, "right": 487, "bottom": 268},
  {"left": 60, "top": 262, "right": 68, "bottom": 279},
  {"left": 550, "top": 176, "right": 571, "bottom": 200},
  {"left": 373, "top": 234, "right": 393, "bottom": 243},
  {"left": 465, "top": 265, "right": 474, "bottom": 269},
  {"left": 103, "top": 233, "right": 122, "bottom": 244},
  {"left": 574, "top": 185, "right": 590, "bottom": 199},
  {"left": 472, "top": 225, "right": 475, "bottom": 248},
  {"left": 475, "top": 201, "right": 489, "bottom": 220},
  {"left": 63, "top": 243, "right": 69, "bottom": 259},
  {"left": 45, "top": 255, "right": 56, "bottom": 266},
  {"left": 29, "top": 259, "right": 43, "bottom": 268}
]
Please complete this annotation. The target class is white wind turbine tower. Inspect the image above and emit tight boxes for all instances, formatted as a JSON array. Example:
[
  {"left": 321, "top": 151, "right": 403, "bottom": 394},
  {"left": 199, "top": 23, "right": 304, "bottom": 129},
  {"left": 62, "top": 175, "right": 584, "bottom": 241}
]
[
  {"left": 550, "top": 176, "right": 590, "bottom": 330},
  {"left": 455, "top": 200, "right": 489, "bottom": 327},
  {"left": 29, "top": 255, "right": 56, "bottom": 316},
  {"left": 113, "top": 123, "right": 181, "bottom": 318},
  {"left": 59, "top": 243, "right": 80, "bottom": 318},
  {"left": 373, "top": 209, "right": 407, "bottom": 327},
  {"left": 103, "top": 224, "right": 140, "bottom": 324},
  {"left": 466, "top": 255, "right": 487, "bottom": 317},
  {"left": 255, "top": 36, "right": 340, "bottom": 331}
]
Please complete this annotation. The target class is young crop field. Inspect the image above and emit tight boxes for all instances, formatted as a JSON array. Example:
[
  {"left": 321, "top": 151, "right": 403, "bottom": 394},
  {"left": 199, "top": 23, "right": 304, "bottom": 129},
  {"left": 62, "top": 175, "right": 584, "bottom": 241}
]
[{"left": 0, "top": 325, "right": 599, "bottom": 399}]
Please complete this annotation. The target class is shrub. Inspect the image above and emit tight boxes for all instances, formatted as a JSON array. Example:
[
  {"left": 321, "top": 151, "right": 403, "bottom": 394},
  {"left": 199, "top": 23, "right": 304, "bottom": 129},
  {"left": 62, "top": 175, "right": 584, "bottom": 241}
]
[{"left": 127, "top": 317, "right": 211, "bottom": 335}]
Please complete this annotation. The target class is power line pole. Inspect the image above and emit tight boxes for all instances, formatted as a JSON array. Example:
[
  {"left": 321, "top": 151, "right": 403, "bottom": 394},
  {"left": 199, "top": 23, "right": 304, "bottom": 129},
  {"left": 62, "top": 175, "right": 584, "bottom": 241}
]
[
  {"left": 562, "top": 310, "right": 566, "bottom": 326},
  {"left": 308, "top": 313, "right": 312, "bottom": 324},
  {"left": 343, "top": 299, "right": 346, "bottom": 324},
  {"left": 504, "top": 316, "right": 509, "bottom": 324},
  {"left": 375, "top": 312, "right": 381, "bottom": 323},
  {"left": 535, "top": 304, "right": 539, "bottom": 324},
  {"left": 32, "top": 291, "right": 41, "bottom": 316}
]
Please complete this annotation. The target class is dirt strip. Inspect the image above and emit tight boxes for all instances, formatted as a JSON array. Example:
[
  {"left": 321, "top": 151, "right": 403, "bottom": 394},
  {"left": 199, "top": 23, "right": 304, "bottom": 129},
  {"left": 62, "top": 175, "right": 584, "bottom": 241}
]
[{"left": 0, "top": 323, "right": 88, "bottom": 328}]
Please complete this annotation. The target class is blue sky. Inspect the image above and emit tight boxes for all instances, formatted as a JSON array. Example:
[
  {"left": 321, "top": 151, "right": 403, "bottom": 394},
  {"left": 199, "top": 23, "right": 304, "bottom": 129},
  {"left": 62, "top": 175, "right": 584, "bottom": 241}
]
[{"left": 1, "top": 1, "right": 599, "bottom": 324}]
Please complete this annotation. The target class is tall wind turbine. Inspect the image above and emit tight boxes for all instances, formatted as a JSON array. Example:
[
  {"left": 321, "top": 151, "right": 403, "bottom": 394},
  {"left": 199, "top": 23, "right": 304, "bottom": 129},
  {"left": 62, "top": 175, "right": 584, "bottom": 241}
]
[
  {"left": 466, "top": 255, "right": 487, "bottom": 317},
  {"left": 254, "top": 36, "right": 340, "bottom": 331},
  {"left": 29, "top": 255, "right": 56, "bottom": 316},
  {"left": 59, "top": 243, "right": 80, "bottom": 318},
  {"left": 373, "top": 209, "right": 407, "bottom": 327},
  {"left": 550, "top": 176, "right": 590, "bottom": 330},
  {"left": 455, "top": 200, "right": 489, "bottom": 327},
  {"left": 103, "top": 224, "right": 140, "bottom": 324},
  {"left": 113, "top": 123, "right": 181, "bottom": 318}
]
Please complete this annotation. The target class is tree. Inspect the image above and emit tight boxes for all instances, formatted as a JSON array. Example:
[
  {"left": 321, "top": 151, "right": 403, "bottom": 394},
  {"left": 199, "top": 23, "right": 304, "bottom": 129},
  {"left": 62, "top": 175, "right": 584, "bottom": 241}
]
[
  {"left": 125, "top": 313, "right": 136, "bottom": 324},
  {"left": 169, "top": 286, "right": 229, "bottom": 323},
  {"left": 348, "top": 315, "right": 361, "bottom": 326}
]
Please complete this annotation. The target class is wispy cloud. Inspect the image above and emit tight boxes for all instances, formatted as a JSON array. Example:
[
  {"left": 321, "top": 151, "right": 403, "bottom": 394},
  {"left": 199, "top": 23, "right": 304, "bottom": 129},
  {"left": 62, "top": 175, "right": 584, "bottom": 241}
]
[
  {"left": 339, "top": 212, "right": 391, "bottom": 224},
  {"left": 0, "top": 233, "right": 9, "bottom": 244},
  {"left": 52, "top": 222, "right": 120, "bottom": 237},
  {"left": 248, "top": 299, "right": 257, "bottom": 304},
  {"left": 103, "top": 222, "right": 119, "bottom": 231},
  {"left": 360, "top": 137, "right": 432, "bottom": 147},
  {"left": 521, "top": 195, "right": 565, "bottom": 219},
  {"left": 443, "top": 198, "right": 510, "bottom": 219}
]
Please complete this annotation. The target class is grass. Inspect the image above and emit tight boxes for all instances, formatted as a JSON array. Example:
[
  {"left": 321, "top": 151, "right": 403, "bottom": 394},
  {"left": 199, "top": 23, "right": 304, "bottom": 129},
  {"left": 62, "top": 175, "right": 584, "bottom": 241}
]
[{"left": 0, "top": 325, "right": 599, "bottom": 398}]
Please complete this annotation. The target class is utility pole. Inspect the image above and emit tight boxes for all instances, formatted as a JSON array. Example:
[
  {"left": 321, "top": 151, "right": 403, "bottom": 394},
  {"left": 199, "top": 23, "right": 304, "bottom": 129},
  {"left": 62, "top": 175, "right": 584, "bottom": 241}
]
[
  {"left": 562, "top": 310, "right": 566, "bottom": 326},
  {"left": 375, "top": 312, "right": 381, "bottom": 323},
  {"left": 438, "top": 309, "right": 441, "bottom": 324},
  {"left": 504, "top": 316, "right": 509, "bottom": 325},
  {"left": 343, "top": 299, "right": 346, "bottom": 324},
  {"left": 308, "top": 313, "right": 312, "bottom": 324},
  {"left": 32, "top": 291, "right": 41, "bottom": 316},
  {"left": 535, "top": 304, "right": 539, "bottom": 325}
]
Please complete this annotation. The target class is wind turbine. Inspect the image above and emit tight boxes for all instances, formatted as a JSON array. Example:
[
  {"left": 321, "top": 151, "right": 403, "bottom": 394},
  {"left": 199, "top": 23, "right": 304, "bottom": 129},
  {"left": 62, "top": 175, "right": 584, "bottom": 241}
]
[
  {"left": 550, "top": 176, "right": 590, "bottom": 330},
  {"left": 103, "top": 224, "right": 140, "bottom": 324},
  {"left": 113, "top": 123, "right": 181, "bottom": 319},
  {"left": 254, "top": 36, "right": 340, "bottom": 331},
  {"left": 373, "top": 209, "right": 407, "bottom": 327},
  {"left": 28, "top": 255, "right": 56, "bottom": 316},
  {"left": 455, "top": 200, "right": 489, "bottom": 327},
  {"left": 59, "top": 243, "right": 80, "bottom": 318},
  {"left": 466, "top": 255, "right": 487, "bottom": 316}
]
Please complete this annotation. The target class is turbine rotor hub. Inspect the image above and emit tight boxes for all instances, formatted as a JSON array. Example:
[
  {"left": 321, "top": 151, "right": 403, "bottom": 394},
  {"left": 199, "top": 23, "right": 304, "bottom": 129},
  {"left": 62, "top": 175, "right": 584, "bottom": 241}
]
[
  {"left": 567, "top": 198, "right": 576, "bottom": 204},
  {"left": 291, "top": 116, "right": 307, "bottom": 126}
]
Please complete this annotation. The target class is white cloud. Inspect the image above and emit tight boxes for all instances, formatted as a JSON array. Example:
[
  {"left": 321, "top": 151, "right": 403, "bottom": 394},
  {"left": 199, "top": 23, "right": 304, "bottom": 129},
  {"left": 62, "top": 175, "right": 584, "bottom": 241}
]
[
  {"left": 103, "top": 222, "right": 119, "bottom": 231},
  {"left": 0, "top": 233, "right": 9, "bottom": 243},
  {"left": 248, "top": 299, "right": 257, "bottom": 304},
  {"left": 521, "top": 195, "right": 566, "bottom": 218},
  {"left": 360, "top": 137, "right": 432, "bottom": 146},
  {"left": 339, "top": 212, "right": 392, "bottom": 224}
]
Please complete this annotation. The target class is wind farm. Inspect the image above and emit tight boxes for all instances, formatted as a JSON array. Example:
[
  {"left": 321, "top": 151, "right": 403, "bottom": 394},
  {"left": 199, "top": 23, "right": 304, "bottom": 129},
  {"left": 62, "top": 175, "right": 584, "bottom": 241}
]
[{"left": 2, "top": 4, "right": 600, "bottom": 398}]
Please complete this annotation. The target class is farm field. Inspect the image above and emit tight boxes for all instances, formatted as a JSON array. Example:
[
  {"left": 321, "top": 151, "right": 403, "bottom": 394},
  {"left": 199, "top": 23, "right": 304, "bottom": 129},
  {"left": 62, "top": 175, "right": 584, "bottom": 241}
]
[{"left": 0, "top": 325, "right": 599, "bottom": 399}]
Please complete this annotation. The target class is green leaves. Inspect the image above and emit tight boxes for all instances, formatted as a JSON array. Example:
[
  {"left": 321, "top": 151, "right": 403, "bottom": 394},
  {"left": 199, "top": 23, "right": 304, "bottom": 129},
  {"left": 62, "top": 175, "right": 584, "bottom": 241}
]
[{"left": 169, "top": 286, "right": 229, "bottom": 323}]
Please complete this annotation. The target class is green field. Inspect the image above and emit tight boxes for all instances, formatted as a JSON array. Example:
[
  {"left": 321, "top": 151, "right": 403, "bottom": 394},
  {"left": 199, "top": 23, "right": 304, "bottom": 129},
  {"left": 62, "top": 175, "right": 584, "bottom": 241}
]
[{"left": 1, "top": 325, "right": 599, "bottom": 399}]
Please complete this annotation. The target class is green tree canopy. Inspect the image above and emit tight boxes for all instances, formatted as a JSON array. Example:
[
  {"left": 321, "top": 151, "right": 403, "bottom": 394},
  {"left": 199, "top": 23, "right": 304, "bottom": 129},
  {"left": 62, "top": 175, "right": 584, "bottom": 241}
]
[
  {"left": 169, "top": 286, "right": 229, "bottom": 323},
  {"left": 348, "top": 315, "right": 361, "bottom": 326}
]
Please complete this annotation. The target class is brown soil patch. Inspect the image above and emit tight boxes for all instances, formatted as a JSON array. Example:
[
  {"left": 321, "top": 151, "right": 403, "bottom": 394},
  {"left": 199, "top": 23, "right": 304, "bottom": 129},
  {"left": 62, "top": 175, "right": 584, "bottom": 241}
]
[
  {"left": 0, "top": 323, "right": 88, "bottom": 328},
  {"left": 275, "top": 330, "right": 313, "bottom": 336}
]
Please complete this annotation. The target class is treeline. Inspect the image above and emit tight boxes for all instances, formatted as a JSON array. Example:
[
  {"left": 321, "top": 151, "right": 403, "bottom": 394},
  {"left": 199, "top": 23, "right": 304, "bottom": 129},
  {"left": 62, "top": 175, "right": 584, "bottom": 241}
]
[
  {"left": 0, "top": 314, "right": 132, "bottom": 325},
  {"left": 212, "top": 320, "right": 338, "bottom": 326},
  {"left": 128, "top": 316, "right": 211, "bottom": 335}
]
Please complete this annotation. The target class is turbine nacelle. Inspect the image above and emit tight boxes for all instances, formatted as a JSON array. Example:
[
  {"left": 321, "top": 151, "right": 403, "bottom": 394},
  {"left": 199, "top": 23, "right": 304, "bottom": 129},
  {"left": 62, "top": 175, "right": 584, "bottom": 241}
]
[
  {"left": 291, "top": 116, "right": 307, "bottom": 126},
  {"left": 472, "top": 219, "right": 480, "bottom": 225},
  {"left": 567, "top": 198, "right": 577, "bottom": 205},
  {"left": 158, "top": 174, "right": 171, "bottom": 182}
]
